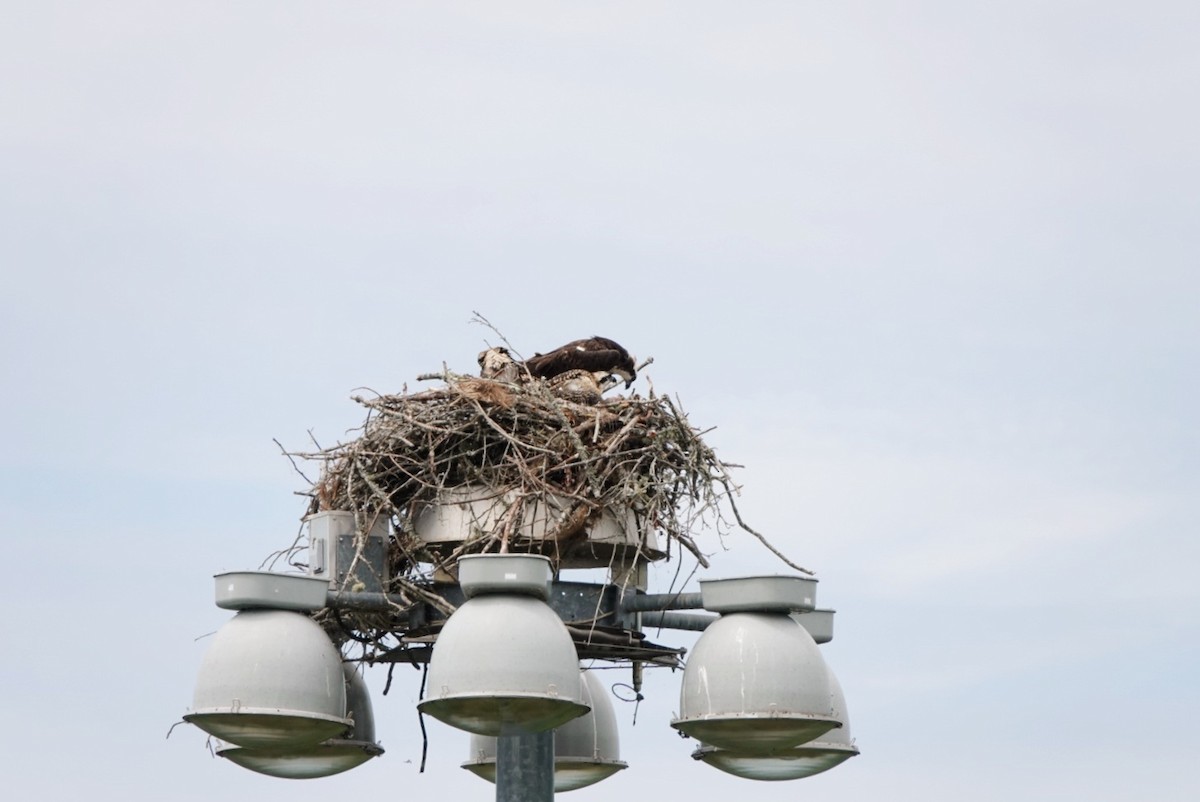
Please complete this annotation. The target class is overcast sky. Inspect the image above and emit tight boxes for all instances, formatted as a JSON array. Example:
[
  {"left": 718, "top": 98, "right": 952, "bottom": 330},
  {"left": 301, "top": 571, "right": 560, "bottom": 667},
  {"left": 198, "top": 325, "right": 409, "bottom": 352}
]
[{"left": 2, "top": 2, "right": 1197, "bottom": 800}]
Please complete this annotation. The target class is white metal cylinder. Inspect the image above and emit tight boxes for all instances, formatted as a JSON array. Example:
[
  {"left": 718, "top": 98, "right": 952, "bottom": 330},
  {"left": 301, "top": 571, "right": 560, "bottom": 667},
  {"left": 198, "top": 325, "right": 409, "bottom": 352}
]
[
  {"left": 672, "top": 612, "right": 839, "bottom": 752},
  {"left": 216, "top": 663, "right": 385, "bottom": 779},
  {"left": 186, "top": 609, "right": 350, "bottom": 749},
  {"left": 419, "top": 594, "right": 588, "bottom": 736},
  {"left": 692, "top": 668, "right": 859, "bottom": 780}
]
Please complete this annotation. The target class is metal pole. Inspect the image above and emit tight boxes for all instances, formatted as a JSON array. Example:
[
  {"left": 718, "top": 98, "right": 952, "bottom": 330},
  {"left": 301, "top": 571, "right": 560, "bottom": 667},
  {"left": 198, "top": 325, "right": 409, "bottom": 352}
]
[
  {"left": 638, "top": 610, "right": 718, "bottom": 631},
  {"left": 619, "top": 591, "right": 705, "bottom": 612},
  {"left": 496, "top": 731, "right": 554, "bottom": 802}
]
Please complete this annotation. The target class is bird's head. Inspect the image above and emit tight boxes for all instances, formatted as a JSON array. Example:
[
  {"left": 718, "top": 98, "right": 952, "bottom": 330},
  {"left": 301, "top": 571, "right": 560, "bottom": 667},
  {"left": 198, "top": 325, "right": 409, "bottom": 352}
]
[
  {"left": 477, "top": 347, "right": 517, "bottom": 380},
  {"left": 596, "top": 373, "right": 622, "bottom": 393},
  {"left": 613, "top": 362, "right": 636, "bottom": 388},
  {"left": 477, "top": 346, "right": 511, "bottom": 367}
]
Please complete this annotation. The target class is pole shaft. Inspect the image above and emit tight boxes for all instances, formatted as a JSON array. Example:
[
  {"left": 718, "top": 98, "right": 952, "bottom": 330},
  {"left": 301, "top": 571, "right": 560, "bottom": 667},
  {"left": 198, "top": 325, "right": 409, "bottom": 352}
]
[
  {"left": 639, "top": 610, "right": 718, "bottom": 631},
  {"left": 620, "top": 591, "right": 705, "bottom": 612},
  {"left": 496, "top": 731, "right": 554, "bottom": 802}
]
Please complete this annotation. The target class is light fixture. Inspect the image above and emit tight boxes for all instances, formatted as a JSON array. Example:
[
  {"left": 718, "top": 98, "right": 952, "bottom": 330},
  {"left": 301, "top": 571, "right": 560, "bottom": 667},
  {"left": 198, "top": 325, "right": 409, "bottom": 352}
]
[
  {"left": 463, "top": 669, "right": 628, "bottom": 792},
  {"left": 671, "top": 578, "right": 839, "bottom": 752},
  {"left": 217, "top": 663, "right": 385, "bottom": 779},
  {"left": 213, "top": 570, "right": 330, "bottom": 612},
  {"left": 691, "top": 671, "right": 859, "bottom": 780},
  {"left": 185, "top": 608, "right": 351, "bottom": 749},
  {"left": 417, "top": 555, "right": 589, "bottom": 736}
]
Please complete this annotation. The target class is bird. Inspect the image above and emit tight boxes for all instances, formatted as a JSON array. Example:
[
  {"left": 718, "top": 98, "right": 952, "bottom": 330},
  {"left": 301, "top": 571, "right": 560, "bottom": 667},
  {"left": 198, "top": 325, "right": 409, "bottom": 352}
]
[
  {"left": 521, "top": 336, "right": 637, "bottom": 389},
  {"left": 545, "top": 369, "right": 604, "bottom": 404},
  {"left": 477, "top": 346, "right": 520, "bottom": 382}
]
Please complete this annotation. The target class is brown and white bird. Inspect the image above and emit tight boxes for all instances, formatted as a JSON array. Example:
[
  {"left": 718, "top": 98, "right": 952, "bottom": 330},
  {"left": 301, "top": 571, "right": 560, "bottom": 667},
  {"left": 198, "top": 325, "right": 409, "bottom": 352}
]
[
  {"left": 522, "top": 336, "right": 637, "bottom": 389},
  {"left": 546, "top": 369, "right": 605, "bottom": 404},
  {"left": 477, "top": 346, "right": 520, "bottom": 382}
]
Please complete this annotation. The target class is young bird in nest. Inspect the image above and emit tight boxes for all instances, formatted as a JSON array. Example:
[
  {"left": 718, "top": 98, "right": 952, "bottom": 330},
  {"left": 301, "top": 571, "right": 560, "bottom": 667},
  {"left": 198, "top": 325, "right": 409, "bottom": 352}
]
[
  {"left": 477, "top": 346, "right": 521, "bottom": 382},
  {"left": 546, "top": 369, "right": 606, "bottom": 404}
]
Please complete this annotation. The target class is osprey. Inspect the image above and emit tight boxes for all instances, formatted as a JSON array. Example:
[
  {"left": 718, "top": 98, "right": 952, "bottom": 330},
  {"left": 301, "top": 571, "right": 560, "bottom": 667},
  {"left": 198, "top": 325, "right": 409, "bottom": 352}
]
[
  {"left": 477, "top": 346, "right": 520, "bottom": 382},
  {"left": 522, "top": 336, "right": 637, "bottom": 389},
  {"left": 546, "top": 369, "right": 605, "bottom": 405}
]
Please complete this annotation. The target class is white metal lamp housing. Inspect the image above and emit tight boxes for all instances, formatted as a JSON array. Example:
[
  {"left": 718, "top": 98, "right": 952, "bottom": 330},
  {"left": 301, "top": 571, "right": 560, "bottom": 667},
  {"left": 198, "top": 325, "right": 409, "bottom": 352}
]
[
  {"left": 184, "top": 609, "right": 351, "bottom": 749},
  {"left": 418, "top": 554, "right": 589, "bottom": 736},
  {"left": 671, "top": 610, "right": 839, "bottom": 752},
  {"left": 691, "top": 670, "right": 859, "bottom": 780},
  {"left": 463, "top": 669, "right": 627, "bottom": 792},
  {"left": 216, "top": 663, "right": 385, "bottom": 779}
]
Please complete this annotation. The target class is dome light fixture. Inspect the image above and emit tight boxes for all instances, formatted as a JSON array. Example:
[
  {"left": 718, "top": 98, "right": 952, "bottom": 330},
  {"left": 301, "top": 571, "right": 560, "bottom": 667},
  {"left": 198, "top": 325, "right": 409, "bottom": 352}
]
[
  {"left": 217, "top": 663, "right": 385, "bottom": 779},
  {"left": 185, "top": 609, "right": 351, "bottom": 749},
  {"left": 691, "top": 671, "right": 859, "bottom": 780},
  {"left": 671, "top": 605, "right": 839, "bottom": 752},
  {"left": 418, "top": 555, "right": 589, "bottom": 736},
  {"left": 463, "top": 669, "right": 627, "bottom": 792}
]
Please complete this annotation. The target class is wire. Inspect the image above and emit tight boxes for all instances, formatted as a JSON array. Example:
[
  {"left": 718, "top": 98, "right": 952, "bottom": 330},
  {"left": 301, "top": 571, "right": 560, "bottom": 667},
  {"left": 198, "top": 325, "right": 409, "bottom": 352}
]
[
  {"left": 417, "top": 663, "right": 430, "bottom": 773},
  {"left": 383, "top": 662, "right": 395, "bottom": 695},
  {"left": 610, "top": 681, "right": 645, "bottom": 725}
]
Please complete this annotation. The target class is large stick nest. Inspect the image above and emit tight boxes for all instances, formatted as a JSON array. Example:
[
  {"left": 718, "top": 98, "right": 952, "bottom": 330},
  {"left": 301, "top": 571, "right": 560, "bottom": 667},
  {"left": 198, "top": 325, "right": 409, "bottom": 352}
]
[{"left": 291, "top": 369, "right": 807, "bottom": 592}]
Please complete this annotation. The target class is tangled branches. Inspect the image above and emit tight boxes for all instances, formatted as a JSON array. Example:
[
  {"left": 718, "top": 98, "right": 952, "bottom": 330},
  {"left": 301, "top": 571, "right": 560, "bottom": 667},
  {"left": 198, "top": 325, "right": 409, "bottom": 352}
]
[{"left": 291, "top": 370, "right": 809, "bottom": 592}]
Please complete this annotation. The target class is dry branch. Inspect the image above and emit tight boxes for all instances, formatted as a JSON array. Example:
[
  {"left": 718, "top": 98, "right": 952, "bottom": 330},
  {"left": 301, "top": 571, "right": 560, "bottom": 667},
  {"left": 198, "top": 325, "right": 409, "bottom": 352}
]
[{"left": 288, "top": 367, "right": 807, "bottom": 647}]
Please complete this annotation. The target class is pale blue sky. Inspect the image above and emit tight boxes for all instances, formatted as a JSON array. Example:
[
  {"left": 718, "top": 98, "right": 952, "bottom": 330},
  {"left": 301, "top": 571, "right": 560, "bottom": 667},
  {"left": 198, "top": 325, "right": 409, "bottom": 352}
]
[{"left": 2, "top": 3, "right": 1197, "bottom": 800}]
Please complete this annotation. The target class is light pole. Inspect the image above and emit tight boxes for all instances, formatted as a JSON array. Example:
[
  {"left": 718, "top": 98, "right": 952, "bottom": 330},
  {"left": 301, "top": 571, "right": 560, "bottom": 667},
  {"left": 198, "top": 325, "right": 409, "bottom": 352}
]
[{"left": 180, "top": 363, "right": 859, "bottom": 795}]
